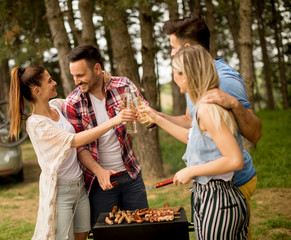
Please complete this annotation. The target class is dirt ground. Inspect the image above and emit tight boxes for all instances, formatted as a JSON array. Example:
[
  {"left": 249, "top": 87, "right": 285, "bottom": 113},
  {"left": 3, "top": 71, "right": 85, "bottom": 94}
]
[
  {"left": 1, "top": 143, "right": 290, "bottom": 239},
  {"left": 1, "top": 174, "right": 291, "bottom": 239}
]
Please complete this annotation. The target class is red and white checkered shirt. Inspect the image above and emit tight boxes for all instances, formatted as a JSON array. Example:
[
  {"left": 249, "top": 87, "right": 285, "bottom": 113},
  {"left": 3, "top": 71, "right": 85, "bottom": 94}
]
[{"left": 63, "top": 76, "right": 146, "bottom": 193}]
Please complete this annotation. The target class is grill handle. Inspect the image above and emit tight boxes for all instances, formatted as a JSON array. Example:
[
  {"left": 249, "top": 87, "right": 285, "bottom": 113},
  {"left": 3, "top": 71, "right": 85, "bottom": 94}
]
[
  {"left": 156, "top": 178, "right": 174, "bottom": 188},
  {"left": 188, "top": 222, "right": 194, "bottom": 232}
]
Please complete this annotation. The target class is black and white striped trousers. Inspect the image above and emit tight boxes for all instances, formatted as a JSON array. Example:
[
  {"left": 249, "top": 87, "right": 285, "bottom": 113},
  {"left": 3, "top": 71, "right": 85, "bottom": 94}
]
[{"left": 192, "top": 179, "right": 249, "bottom": 240}]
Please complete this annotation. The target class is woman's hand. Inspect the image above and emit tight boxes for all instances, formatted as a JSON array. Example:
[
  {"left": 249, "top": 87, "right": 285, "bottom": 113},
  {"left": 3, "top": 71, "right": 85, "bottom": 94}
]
[
  {"left": 138, "top": 106, "right": 159, "bottom": 124},
  {"left": 112, "top": 108, "right": 137, "bottom": 126},
  {"left": 173, "top": 167, "right": 194, "bottom": 185}
]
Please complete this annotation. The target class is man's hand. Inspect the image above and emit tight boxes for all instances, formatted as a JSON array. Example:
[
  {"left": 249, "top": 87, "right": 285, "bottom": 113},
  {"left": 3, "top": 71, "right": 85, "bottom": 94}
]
[
  {"left": 102, "top": 70, "right": 111, "bottom": 85},
  {"left": 95, "top": 168, "right": 117, "bottom": 191},
  {"left": 201, "top": 88, "right": 237, "bottom": 109},
  {"left": 201, "top": 88, "right": 261, "bottom": 143}
]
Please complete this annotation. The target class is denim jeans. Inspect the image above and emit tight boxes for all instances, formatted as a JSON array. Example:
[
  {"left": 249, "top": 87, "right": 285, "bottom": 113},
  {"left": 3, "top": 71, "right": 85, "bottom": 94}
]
[
  {"left": 56, "top": 175, "right": 90, "bottom": 240},
  {"left": 89, "top": 172, "right": 148, "bottom": 228}
]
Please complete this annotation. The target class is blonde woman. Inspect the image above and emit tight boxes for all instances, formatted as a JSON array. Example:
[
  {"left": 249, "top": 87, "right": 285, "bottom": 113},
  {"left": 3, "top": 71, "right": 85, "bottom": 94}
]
[
  {"left": 9, "top": 66, "right": 136, "bottom": 240},
  {"left": 140, "top": 45, "right": 249, "bottom": 239}
]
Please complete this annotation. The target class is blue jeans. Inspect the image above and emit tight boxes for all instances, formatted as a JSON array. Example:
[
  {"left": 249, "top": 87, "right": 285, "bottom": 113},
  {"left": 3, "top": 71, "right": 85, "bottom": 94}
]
[{"left": 89, "top": 172, "right": 148, "bottom": 228}]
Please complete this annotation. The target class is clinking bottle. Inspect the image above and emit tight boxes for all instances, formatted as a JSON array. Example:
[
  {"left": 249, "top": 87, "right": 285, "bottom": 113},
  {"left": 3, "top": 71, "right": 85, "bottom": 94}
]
[
  {"left": 129, "top": 85, "right": 153, "bottom": 128},
  {"left": 124, "top": 87, "right": 137, "bottom": 134}
]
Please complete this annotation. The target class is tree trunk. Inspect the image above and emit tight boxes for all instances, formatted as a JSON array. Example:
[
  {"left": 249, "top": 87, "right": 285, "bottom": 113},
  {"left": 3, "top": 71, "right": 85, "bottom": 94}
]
[
  {"left": 224, "top": 0, "right": 240, "bottom": 58},
  {"left": 104, "top": 2, "right": 164, "bottom": 178},
  {"left": 239, "top": 0, "right": 256, "bottom": 150},
  {"left": 104, "top": 7, "right": 140, "bottom": 88},
  {"left": 205, "top": 0, "right": 218, "bottom": 58},
  {"left": 254, "top": 0, "right": 275, "bottom": 109},
  {"left": 66, "top": 0, "right": 82, "bottom": 45},
  {"left": 188, "top": 0, "right": 202, "bottom": 15},
  {"left": 167, "top": 0, "right": 187, "bottom": 116},
  {"left": 44, "top": 0, "right": 74, "bottom": 96},
  {"left": 271, "top": 0, "right": 289, "bottom": 110},
  {"left": 79, "top": 0, "right": 97, "bottom": 47},
  {"left": 0, "top": 59, "right": 10, "bottom": 116},
  {"left": 102, "top": 15, "right": 118, "bottom": 75},
  {"left": 138, "top": 3, "right": 164, "bottom": 177}
]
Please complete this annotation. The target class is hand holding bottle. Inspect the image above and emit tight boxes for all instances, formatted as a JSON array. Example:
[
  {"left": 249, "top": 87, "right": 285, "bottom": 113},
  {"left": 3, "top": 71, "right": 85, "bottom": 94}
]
[
  {"left": 112, "top": 108, "right": 137, "bottom": 126},
  {"left": 138, "top": 106, "right": 159, "bottom": 124},
  {"left": 123, "top": 86, "right": 137, "bottom": 134}
]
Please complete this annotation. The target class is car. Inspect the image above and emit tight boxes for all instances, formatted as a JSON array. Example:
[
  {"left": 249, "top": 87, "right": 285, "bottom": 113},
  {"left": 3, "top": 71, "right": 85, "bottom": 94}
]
[
  {"left": 0, "top": 127, "right": 24, "bottom": 183},
  {"left": 0, "top": 100, "right": 27, "bottom": 183}
]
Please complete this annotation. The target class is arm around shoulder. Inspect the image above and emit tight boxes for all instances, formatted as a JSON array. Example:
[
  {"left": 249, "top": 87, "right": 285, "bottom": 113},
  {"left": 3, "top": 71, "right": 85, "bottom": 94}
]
[{"left": 231, "top": 101, "right": 262, "bottom": 143}]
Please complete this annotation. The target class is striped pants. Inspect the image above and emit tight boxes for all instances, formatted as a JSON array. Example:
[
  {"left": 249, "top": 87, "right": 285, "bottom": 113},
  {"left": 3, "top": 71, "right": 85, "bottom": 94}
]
[{"left": 192, "top": 180, "right": 249, "bottom": 240}]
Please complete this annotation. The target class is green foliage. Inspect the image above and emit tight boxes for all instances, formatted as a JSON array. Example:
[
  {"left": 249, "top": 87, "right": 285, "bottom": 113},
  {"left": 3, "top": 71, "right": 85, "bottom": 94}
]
[{"left": 0, "top": 0, "right": 52, "bottom": 63}]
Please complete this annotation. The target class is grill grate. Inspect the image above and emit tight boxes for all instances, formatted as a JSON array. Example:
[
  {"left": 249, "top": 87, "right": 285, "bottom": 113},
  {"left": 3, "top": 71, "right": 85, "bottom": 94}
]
[{"left": 92, "top": 207, "right": 191, "bottom": 240}]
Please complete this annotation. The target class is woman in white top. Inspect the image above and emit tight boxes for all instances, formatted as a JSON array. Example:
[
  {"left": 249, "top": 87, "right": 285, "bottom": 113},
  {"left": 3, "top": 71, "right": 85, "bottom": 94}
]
[{"left": 9, "top": 66, "right": 136, "bottom": 240}]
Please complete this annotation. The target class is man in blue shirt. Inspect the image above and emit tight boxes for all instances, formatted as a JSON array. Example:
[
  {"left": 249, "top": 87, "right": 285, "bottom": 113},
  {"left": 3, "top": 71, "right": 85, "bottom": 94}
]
[{"left": 160, "top": 15, "right": 261, "bottom": 239}]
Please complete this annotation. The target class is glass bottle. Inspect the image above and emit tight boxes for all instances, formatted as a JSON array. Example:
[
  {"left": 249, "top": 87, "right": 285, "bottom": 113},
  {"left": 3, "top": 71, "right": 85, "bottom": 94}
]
[
  {"left": 129, "top": 85, "right": 153, "bottom": 128},
  {"left": 124, "top": 87, "right": 137, "bottom": 134}
]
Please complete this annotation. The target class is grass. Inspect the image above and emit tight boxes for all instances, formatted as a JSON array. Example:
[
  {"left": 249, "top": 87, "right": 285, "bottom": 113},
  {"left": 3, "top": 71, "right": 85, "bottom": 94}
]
[
  {"left": 250, "top": 110, "right": 291, "bottom": 188},
  {"left": 149, "top": 109, "right": 291, "bottom": 240},
  {"left": 252, "top": 215, "right": 291, "bottom": 240},
  {"left": 0, "top": 218, "right": 34, "bottom": 240},
  {"left": 158, "top": 109, "right": 291, "bottom": 189},
  {"left": 0, "top": 109, "right": 290, "bottom": 240}
]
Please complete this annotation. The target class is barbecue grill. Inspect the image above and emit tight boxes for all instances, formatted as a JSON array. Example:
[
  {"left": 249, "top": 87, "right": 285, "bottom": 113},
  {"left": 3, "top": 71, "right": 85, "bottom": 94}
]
[{"left": 91, "top": 207, "right": 193, "bottom": 240}]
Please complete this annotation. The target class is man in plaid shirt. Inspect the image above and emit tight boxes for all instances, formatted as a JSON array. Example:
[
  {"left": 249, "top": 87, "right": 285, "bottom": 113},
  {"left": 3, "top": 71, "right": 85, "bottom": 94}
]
[{"left": 63, "top": 45, "right": 148, "bottom": 228}]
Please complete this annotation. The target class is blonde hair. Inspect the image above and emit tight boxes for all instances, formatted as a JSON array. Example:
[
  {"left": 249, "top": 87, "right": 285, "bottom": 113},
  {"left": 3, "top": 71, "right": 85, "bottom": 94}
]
[
  {"left": 172, "top": 45, "right": 237, "bottom": 134},
  {"left": 9, "top": 66, "right": 45, "bottom": 140}
]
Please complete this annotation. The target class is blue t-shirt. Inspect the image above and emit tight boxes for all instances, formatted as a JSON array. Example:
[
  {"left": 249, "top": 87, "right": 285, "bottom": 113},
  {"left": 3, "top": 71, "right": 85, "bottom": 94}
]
[{"left": 186, "top": 58, "right": 256, "bottom": 187}]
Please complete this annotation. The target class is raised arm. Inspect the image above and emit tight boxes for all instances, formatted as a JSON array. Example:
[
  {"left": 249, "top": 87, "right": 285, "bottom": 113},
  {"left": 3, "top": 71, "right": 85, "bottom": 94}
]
[
  {"left": 71, "top": 109, "right": 135, "bottom": 148},
  {"left": 140, "top": 106, "right": 189, "bottom": 144},
  {"left": 155, "top": 107, "right": 192, "bottom": 129},
  {"left": 63, "top": 101, "right": 136, "bottom": 191}
]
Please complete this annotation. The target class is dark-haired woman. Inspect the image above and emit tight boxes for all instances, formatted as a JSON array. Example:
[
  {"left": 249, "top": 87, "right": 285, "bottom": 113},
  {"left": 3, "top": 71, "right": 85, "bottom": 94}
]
[{"left": 9, "top": 66, "right": 136, "bottom": 240}]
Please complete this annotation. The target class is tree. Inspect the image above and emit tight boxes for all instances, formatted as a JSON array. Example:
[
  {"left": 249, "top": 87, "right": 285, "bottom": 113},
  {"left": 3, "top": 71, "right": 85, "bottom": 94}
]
[
  {"left": 103, "top": 0, "right": 164, "bottom": 177},
  {"left": 271, "top": 0, "right": 289, "bottom": 110},
  {"left": 138, "top": 1, "right": 164, "bottom": 177},
  {"left": 205, "top": 0, "right": 218, "bottom": 58},
  {"left": 239, "top": 0, "right": 256, "bottom": 150},
  {"left": 44, "top": 0, "right": 74, "bottom": 96},
  {"left": 254, "top": 0, "right": 275, "bottom": 109},
  {"left": 0, "top": 0, "right": 58, "bottom": 98},
  {"left": 167, "top": 0, "right": 187, "bottom": 116},
  {"left": 223, "top": 0, "right": 240, "bottom": 58},
  {"left": 188, "top": 0, "right": 202, "bottom": 15},
  {"left": 65, "top": 0, "right": 82, "bottom": 45},
  {"left": 0, "top": 59, "right": 10, "bottom": 113},
  {"left": 79, "top": 0, "right": 98, "bottom": 46}
]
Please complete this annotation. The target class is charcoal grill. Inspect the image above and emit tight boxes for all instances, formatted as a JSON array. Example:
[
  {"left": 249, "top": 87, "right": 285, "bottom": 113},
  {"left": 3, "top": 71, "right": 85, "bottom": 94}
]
[{"left": 91, "top": 207, "right": 193, "bottom": 240}]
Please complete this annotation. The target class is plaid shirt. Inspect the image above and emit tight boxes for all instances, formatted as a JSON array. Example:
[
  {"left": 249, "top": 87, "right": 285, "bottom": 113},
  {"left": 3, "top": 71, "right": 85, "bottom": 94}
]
[{"left": 63, "top": 76, "right": 147, "bottom": 193}]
